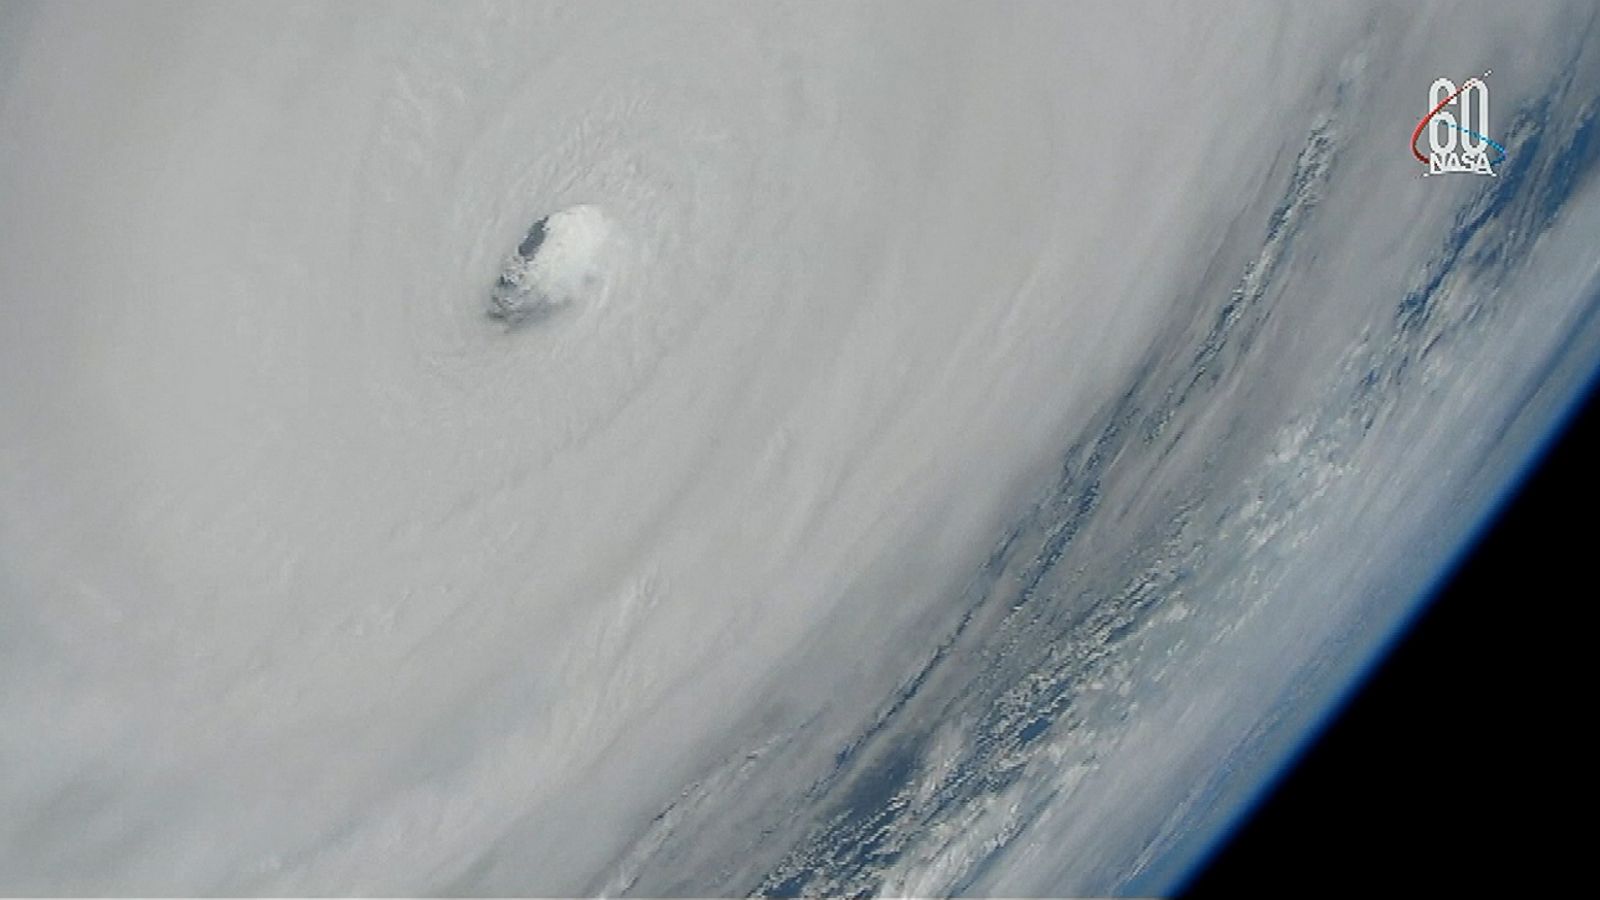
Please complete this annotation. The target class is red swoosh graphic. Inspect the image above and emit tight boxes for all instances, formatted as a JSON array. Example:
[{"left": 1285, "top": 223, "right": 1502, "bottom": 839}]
[{"left": 1411, "top": 78, "right": 1477, "bottom": 164}]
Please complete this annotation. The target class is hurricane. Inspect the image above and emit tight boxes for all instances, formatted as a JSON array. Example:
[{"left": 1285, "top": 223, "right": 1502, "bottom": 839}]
[{"left": 2, "top": 2, "right": 1597, "bottom": 895}]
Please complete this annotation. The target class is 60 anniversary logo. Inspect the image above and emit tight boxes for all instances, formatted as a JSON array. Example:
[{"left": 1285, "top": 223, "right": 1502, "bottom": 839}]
[{"left": 1411, "top": 71, "right": 1508, "bottom": 176}]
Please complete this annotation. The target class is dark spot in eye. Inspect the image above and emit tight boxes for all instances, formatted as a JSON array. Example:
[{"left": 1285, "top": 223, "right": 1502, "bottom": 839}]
[{"left": 516, "top": 217, "right": 549, "bottom": 258}]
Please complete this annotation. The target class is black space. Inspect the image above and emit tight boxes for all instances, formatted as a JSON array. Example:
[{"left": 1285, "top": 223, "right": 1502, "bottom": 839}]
[{"left": 1180, "top": 377, "right": 1596, "bottom": 897}]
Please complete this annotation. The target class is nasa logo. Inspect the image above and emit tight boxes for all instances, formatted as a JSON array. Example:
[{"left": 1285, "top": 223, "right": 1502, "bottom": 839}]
[{"left": 1410, "top": 72, "right": 1508, "bottom": 176}]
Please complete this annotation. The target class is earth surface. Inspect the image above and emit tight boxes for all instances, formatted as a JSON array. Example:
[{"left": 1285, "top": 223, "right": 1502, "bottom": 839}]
[{"left": 2, "top": 2, "right": 1598, "bottom": 896}]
